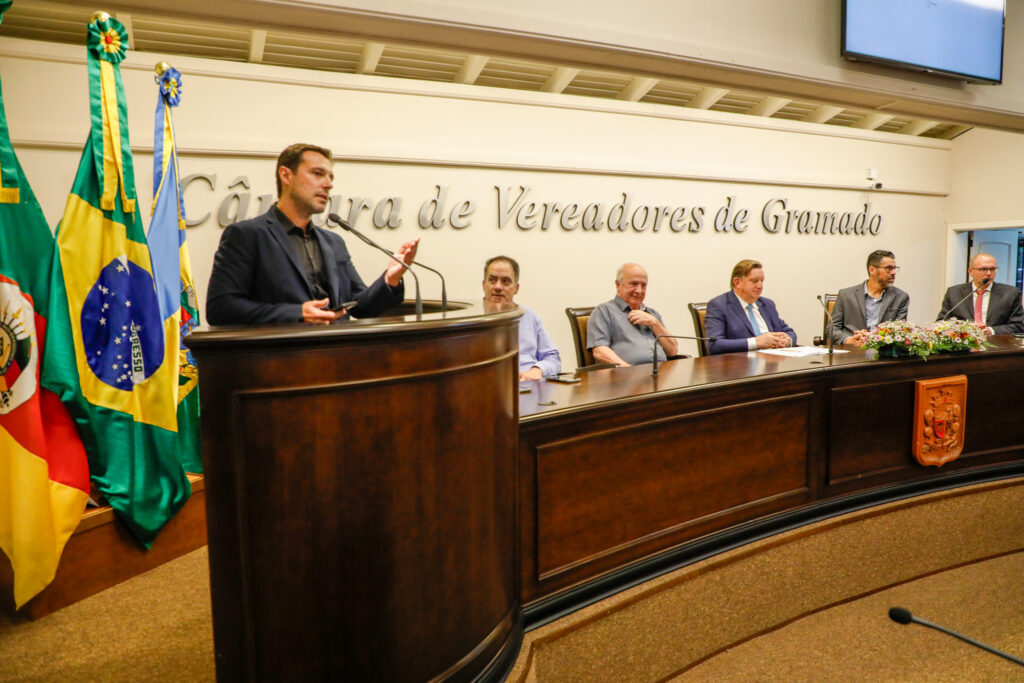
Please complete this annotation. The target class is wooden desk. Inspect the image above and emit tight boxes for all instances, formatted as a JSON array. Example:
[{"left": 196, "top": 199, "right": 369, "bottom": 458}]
[{"left": 518, "top": 338, "right": 1024, "bottom": 619}]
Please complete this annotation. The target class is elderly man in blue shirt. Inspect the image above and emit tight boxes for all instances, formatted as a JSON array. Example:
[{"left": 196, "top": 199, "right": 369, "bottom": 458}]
[{"left": 483, "top": 256, "right": 561, "bottom": 380}]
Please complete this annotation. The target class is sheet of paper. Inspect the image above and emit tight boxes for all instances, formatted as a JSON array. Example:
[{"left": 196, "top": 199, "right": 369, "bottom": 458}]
[{"left": 758, "top": 346, "right": 850, "bottom": 357}]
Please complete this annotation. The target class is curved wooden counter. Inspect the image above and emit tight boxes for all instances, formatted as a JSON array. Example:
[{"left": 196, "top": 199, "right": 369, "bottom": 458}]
[
  {"left": 518, "top": 337, "right": 1024, "bottom": 622},
  {"left": 187, "top": 300, "right": 522, "bottom": 682}
]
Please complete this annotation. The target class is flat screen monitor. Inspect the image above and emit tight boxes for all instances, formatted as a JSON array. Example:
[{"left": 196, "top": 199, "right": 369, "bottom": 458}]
[{"left": 842, "top": 0, "right": 1005, "bottom": 84}]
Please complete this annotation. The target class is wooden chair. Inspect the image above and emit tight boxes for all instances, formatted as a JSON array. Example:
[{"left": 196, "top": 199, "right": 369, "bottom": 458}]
[
  {"left": 687, "top": 302, "right": 710, "bottom": 357},
  {"left": 565, "top": 306, "right": 596, "bottom": 368},
  {"left": 813, "top": 293, "right": 838, "bottom": 346}
]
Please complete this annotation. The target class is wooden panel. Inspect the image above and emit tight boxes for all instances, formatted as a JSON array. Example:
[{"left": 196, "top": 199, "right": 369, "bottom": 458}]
[
  {"left": 233, "top": 364, "right": 516, "bottom": 680},
  {"left": 536, "top": 394, "right": 811, "bottom": 578},
  {"left": 829, "top": 380, "right": 916, "bottom": 484},
  {"left": 963, "top": 367, "right": 1024, "bottom": 455}
]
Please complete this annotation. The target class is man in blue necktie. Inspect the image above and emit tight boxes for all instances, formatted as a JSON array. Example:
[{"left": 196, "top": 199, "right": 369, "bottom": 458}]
[{"left": 704, "top": 259, "right": 797, "bottom": 355}]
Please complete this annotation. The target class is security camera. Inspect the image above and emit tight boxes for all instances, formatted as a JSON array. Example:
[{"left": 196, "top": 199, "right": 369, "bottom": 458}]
[{"left": 869, "top": 181, "right": 883, "bottom": 190}]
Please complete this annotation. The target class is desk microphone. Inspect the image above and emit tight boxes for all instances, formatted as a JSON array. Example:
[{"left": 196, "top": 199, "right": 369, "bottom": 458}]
[
  {"left": 651, "top": 334, "right": 714, "bottom": 376},
  {"left": 815, "top": 295, "right": 835, "bottom": 356},
  {"left": 942, "top": 276, "right": 990, "bottom": 322},
  {"left": 327, "top": 213, "right": 422, "bottom": 319},
  {"left": 328, "top": 213, "right": 448, "bottom": 315},
  {"left": 888, "top": 607, "right": 1024, "bottom": 667}
]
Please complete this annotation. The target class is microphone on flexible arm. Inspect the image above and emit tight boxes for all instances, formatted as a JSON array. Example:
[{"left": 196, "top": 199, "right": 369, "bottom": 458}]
[
  {"left": 651, "top": 334, "right": 715, "bottom": 376},
  {"left": 816, "top": 295, "right": 835, "bottom": 356},
  {"left": 328, "top": 213, "right": 448, "bottom": 315},
  {"left": 888, "top": 606, "right": 1024, "bottom": 667},
  {"left": 943, "top": 275, "right": 991, "bottom": 322},
  {"left": 327, "top": 213, "right": 422, "bottom": 319}
]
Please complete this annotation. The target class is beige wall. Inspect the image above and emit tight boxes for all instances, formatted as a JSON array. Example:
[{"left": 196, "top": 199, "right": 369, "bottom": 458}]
[{"left": 3, "top": 37, "right": 955, "bottom": 359}]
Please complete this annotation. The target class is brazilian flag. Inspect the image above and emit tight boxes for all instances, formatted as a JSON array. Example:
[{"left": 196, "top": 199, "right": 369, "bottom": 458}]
[{"left": 41, "top": 13, "right": 190, "bottom": 547}]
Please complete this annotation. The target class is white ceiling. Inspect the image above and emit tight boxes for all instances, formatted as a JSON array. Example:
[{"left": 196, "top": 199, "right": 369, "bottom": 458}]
[{"left": 0, "top": 0, "right": 972, "bottom": 140}]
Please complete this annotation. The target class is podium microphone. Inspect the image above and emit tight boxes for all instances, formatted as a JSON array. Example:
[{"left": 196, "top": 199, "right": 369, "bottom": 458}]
[
  {"left": 888, "top": 607, "right": 1024, "bottom": 667},
  {"left": 651, "top": 334, "right": 714, "bottom": 376},
  {"left": 815, "top": 295, "right": 835, "bottom": 356},
  {"left": 328, "top": 213, "right": 448, "bottom": 315},
  {"left": 942, "top": 276, "right": 990, "bottom": 321},
  {"left": 327, "top": 213, "right": 421, "bottom": 319}
]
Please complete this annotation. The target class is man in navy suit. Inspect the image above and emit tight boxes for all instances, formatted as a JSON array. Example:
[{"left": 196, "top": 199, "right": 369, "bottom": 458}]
[
  {"left": 936, "top": 252, "right": 1024, "bottom": 336},
  {"left": 206, "top": 143, "right": 419, "bottom": 325},
  {"left": 704, "top": 259, "right": 797, "bottom": 355}
]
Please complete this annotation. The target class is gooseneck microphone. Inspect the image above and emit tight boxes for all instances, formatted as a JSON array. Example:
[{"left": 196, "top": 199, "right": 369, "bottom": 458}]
[
  {"left": 888, "top": 606, "right": 1024, "bottom": 667},
  {"left": 815, "top": 295, "right": 835, "bottom": 356},
  {"left": 328, "top": 213, "right": 448, "bottom": 315},
  {"left": 651, "top": 334, "right": 714, "bottom": 376},
  {"left": 942, "top": 275, "right": 991, "bottom": 322},
  {"left": 326, "top": 213, "right": 421, "bottom": 318}
]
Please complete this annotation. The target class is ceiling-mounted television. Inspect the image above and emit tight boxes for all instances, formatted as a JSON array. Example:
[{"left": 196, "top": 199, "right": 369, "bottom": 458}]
[{"left": 842, "top": 0, "right": 1005, "bottom": 84}]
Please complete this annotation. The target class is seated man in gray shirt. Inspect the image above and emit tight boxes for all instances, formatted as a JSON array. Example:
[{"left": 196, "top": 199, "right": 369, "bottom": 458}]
[
  {"left": 587, "top": 262, "right": 678, "bottom": 366},
  {"left": 829, "top": 249, "right": 910, "bottom": 345}
]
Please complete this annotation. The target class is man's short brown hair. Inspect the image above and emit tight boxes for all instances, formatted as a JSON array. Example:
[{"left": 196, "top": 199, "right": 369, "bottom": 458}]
[
  {"left": 275, "top": 143, "right": 332, "bottom": 197},
  {"left": 730, "top": 259, "right": 762, "bottom": 288},
  {"left": 866, "top": 250, "right": 895, "bottom": 270},
  {"left": 484, "top": 255, "right": 520, "bottom": 281}
]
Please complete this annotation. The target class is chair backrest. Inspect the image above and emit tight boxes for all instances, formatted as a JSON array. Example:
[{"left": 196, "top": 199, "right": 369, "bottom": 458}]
[
  {"left": 565, "top": 306, "right": 596, "bottom": 368},
  {"left": 821, "top": 293, "right": 838, "bottom": 340},
  {"left": 687, "top": 302, "right": 710, "bottom": 357}
]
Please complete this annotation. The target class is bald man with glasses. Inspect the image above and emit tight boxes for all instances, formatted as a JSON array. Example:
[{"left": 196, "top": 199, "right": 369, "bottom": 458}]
[
  {"left": 937, "top": 253, "right": 1024, "bottom": 336},
  {"left": 829, "top": 250, "right": 910, "bottom": 345}
]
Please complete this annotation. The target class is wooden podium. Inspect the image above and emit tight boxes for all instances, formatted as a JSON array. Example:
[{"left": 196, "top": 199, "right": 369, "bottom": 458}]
[{"left": 187, "top": 300, "right": 522, "bottom": 681}]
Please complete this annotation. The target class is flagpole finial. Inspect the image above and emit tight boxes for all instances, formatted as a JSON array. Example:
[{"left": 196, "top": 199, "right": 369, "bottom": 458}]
[
  {"left": 155, "top": 61, "right": 170, "bottom": 76},
  {"left": 90, "top": 11, "right": 110, "bottom": 23}
]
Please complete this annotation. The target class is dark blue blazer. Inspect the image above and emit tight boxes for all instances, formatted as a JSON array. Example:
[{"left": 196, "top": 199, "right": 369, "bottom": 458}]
[
  {"left": 206, "top": 208, "right": 403, "bottom": 325},
  {"left": 704, "top": 291, "right": 797, "bottom": 355}
]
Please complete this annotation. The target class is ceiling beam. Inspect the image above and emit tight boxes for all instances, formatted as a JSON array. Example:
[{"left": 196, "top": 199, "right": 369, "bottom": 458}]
[
  {"left": 851, "top": 112, "right": 894, "bottom": 130},
  {"left": 803, "top": 104, "right": 844, "bottom": 124},
  {"left": 357, "top": 41, "right": 385, "bottom": 74},
  {"left": 748, "top": 96, "right": 790, "bottom": 117},
  {"left": 901, "top": 119, "right": 938, "bottom": 136},
  {"left": 617, "top": 76, "right": 658, "bottom": 102},
  {"left": 541, "top": 67, "right": 579, "bottom": 93},
  {"left": 248, "top": 29, "right": 267, "bottom": 63},
  {"left": 685, "top": 86, "right": 728, "bottom": 110},
  {"left": 455, "top": 54, "right": 488, "bottom": 84}
]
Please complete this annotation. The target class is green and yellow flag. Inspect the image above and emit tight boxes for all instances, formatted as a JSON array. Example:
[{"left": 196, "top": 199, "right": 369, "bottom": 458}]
[{"left": 41, "top": 12, "right": 190, "bottom": 547}]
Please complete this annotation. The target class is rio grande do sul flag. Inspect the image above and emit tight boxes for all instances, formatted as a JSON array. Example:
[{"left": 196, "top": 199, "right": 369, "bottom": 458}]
[
  {"left": 0, "top": 0, "right": 90, "bottom": 609},
  {"left": 41, "top": 12, "right": 190, "bottom": 548}
]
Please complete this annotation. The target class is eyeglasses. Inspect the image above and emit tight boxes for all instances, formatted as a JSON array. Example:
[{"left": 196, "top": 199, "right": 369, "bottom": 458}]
[
  {"left": 971, "top": 266, "right": 998, "bottom": 273},
  {"left": 875, "top": 265, "right": 900, "bottom": 273}
]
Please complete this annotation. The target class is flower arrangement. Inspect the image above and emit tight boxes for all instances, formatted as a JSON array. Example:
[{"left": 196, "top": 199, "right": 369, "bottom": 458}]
[
  {"left": 861, "top": 319, "right": 993, "bottom": 359},
  {"left": 861, "top": 320, "right": 936, "bottom": 359},
  {"left": 929, "top": 319, "right": 993, "bottom": 353}
]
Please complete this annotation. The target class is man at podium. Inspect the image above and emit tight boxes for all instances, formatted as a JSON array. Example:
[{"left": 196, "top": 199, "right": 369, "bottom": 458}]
[{"left": 206, "top": 143, "right": 419, "bottom": 325}]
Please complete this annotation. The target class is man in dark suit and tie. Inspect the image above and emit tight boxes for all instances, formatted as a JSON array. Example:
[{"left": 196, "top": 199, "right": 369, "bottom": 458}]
[
  {"left": 206, "top": 143, "right": 418, "bottom": 325},
  {"left": 704, "top": 259, "right": 797, "bottom": 355},
  {"left": 937, "top": 252, "right": 1024, "bottom": 336},
  {"left": 829, "top": 250, "right": 910, "bottom": 345}
]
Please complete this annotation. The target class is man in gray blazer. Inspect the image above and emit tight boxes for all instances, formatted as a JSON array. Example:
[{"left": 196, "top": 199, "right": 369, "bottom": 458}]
[
  {"left": 829, "top": 250, "right": 910, "bottom": 345},
  {"left": 937, "top": 253, "right": 1024, "bottom": 336}
]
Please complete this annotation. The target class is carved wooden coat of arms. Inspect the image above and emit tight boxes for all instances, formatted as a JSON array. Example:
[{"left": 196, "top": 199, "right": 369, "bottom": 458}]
[{"left": 913, "top": 375, "right": 967, "bottom": 466}]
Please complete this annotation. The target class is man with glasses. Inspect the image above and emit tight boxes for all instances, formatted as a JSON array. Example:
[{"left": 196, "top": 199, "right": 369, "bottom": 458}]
[
  {"left": 937, "top": 252, "right": 1024, "bottom": 336},
  {"left": 829, "top": 250, "right": 909, "bottom": 345}
]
